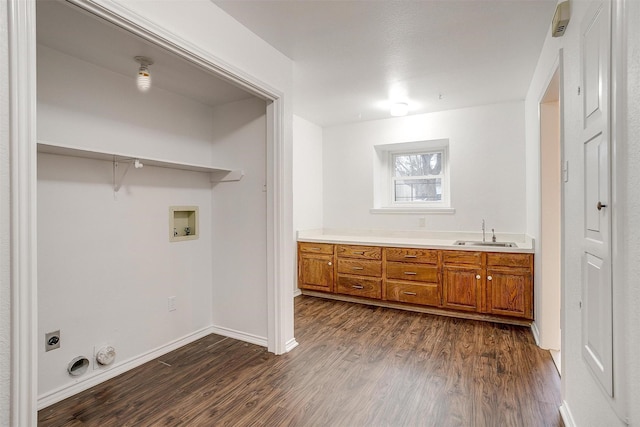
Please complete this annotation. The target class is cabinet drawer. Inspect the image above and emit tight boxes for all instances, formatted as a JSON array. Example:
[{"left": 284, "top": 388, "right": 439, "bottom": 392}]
[
  {"left": 299, "top": 242, "right": 334, "bottom": 255},
  {"left": 337, "top": 259, "right": 382, "bottom": 277},
  {"left": 487, "top": 252, "right": 532, "bottom": 268},
  {"left": 336, "top": 276, "right": 381, "bottom": 299},
  {"left": 442, "top": 250, "right": 482, "bottom": 266},
  {"left": 386, "top": 262, "right": 438, "bottom": 282},
  {"left": 386, "top": 281, "right": 440, "bottom": 306},
  {"left": 337, "top": 245, "right": 382, "bottom": 260},
  {"left": 385, "top": 247, "right": 438, "bottom": 264}
]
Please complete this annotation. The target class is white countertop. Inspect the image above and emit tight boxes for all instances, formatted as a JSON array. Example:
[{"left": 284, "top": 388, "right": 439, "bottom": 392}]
[{"left": 297, "top": 229, "right": 535, "bottom": 253}]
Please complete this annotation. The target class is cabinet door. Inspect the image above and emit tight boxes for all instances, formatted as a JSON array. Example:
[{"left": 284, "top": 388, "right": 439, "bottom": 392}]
[
  {"left": 442, "top": 266, "right": 481, "bottom": 312},
  {"left": 486, "top": 268, "right": 533, "bottom": 319},
  {"left": 299, "top": 253, "right": 334, "bottom": 292}
]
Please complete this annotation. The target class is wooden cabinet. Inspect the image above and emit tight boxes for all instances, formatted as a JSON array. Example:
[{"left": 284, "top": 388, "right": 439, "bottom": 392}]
[
  {"left": 298, "top": 243, "right": 335, "bottom": 292},
  {"left": 298, "top": 241, "right": 534, "bottom": 323},
  {"left": 485, "top": 253, "right": 533, "bottom": 320},
  {"left": 384, "top": 247, "right": 441, "bottom": 307},
  {"left": 441, "top": 250, "right": 534, "bottom": 320},
  {"left": 442, "top": 251, "right": 482, "bottom": 312},
  {"left": 335, "top": 245, "right": 382, "bottom": 298},
  {"left": 442, "top": 265, "right": 482, "bottom": 312}
]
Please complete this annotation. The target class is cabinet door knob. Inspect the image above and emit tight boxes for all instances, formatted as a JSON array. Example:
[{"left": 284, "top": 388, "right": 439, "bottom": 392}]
[
  {"left": 597, "top": 201, "right": 607, "bottom": 210},
  {"left": 476, "top": 274, "right": 481, "bottom": 280},
  {"left": 487, "top": 275, "right": 493, "bottom": 281},
  {"left": 328, "top": 262, "right": 332, "bottom": 266}
]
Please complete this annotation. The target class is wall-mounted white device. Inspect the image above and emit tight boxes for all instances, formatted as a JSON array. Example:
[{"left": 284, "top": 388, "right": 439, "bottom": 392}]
[{"left": 552, "top": 1, "right": 570, "bottom": 37}]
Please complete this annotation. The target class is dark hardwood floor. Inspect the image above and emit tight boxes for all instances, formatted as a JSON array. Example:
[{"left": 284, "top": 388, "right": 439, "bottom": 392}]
[{"left": 39, "top": 296, "right": 563, "bottom": 426}]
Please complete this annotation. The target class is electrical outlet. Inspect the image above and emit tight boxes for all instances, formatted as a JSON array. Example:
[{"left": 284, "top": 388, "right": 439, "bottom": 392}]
[
  {"left": 168, "top": 296, "right": 176, "bottom": 312},
  {"left": 419, "top": 217, "right": 426, "bottom": 227},
  {"left": 45, "top": 330, "right": 60, "bottom": 352}
]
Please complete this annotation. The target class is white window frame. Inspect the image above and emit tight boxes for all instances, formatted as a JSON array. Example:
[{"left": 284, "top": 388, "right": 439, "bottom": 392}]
[{"left": 372, "top": 139, "right": 454, "bottom": 214}]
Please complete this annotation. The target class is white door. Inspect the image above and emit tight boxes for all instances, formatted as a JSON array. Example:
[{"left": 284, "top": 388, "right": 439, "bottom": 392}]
[{"left": 581, "top": 0, "right": 613, "bottom": 396}]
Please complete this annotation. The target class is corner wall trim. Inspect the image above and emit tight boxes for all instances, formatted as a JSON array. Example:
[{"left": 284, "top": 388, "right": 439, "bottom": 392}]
[
  {"left": 531, "top": 321, "right": 541, "bottom": 346},
  {"left": 559, "top": 401, "right": 576, "bottom": 427},
  {"left": 285, "top": 338, "right": 299, "bottom": 352},
  {"left": 209, "top": 325, "right": 268, "bottom": 348},
  {"left": 37, "top": 326, "right": 215, "bottom": 410}
]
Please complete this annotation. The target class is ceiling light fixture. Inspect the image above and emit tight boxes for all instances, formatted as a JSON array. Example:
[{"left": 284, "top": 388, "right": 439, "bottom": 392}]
[
  {"left": 390, "top": 102, "right": 409, "bottom": 117},
  {"left": 134, "top": 56, "right": 154, "bottom": 92}
]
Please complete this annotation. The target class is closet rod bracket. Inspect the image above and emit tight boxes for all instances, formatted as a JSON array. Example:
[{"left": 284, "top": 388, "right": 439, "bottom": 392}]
[{"left": 113, "top": 158, "right": 143, "bottom": 192}]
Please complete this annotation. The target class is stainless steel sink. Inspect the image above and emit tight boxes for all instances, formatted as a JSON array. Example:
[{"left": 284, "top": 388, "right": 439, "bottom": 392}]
[{"left": 453, "top": 240, "right": 517, "bottom": 248}]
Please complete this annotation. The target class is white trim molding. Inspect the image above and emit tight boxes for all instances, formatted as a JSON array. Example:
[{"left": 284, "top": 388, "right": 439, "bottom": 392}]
[
  {"left": 209, "top": 325, "right": 268, "bottom": 348},
  {"left": 559, "top": 401, "right": 577, "bottom": 427},
  {"left": 8, "top": 0, "right": 38, "bottom": 425}
]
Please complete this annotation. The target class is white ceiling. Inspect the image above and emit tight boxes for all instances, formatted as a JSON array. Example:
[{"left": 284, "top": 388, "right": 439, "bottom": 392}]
[
  {"left": 36, "top": 0, "right": 255, "bottom": 108},
  {"left": 213, "top": 0, "right": 558, "bottom": 127}
]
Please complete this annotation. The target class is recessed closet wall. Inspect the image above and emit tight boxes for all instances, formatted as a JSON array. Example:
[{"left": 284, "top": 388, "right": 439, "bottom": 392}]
[{"left": 36, "top": 8, "right": 266, "bottom": 403}]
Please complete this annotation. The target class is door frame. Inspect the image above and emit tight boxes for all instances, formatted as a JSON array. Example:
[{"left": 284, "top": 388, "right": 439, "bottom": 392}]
[
  {"left": 7, "top": 0, "right": 292, "bottom": 424},
  {"left": 535, "top": 52, "right": 564, "bottom": 358}
]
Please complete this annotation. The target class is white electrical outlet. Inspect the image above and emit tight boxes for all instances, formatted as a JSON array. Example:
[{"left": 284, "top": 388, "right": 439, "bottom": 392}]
[
  {"left": 419, "top": 217, "right": 426, "bottom": 227},
  {"left": 168, "top": 296, "right": 176, "bottom": 312}
]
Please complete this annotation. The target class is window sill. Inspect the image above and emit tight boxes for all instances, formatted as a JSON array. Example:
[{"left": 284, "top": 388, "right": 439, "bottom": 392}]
[{"left": 370, "top": 207, "right": 456, "bottom": 215}]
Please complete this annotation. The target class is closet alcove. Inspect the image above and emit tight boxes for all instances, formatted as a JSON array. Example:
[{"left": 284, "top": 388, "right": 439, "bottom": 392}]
[{"left": 36, "top": 0, "right": 270, "bottom": 406}]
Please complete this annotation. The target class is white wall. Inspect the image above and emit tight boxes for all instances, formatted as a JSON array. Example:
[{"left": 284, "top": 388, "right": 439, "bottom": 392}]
[
  {"left": 38, "top": 154, "right": 214, "bottom": 396},
  {"left": 293, "top": 115, "right": 323, "bottom": 232},
  {"left": 38, "top": 45, "right": 215, "bottom": 165},
  {"left": 105, "top": 0, "right": 297, "bottom": 351},
  {"left": 292, "top": 115, "right": 323, "bottom": 294},
  {"left": 525, "top": 0, "right": 639, "bottom": 424},
  {"left": 37, "top": 46, "right": 217, "bottom": 398},
  {"left": 209, "top": 98, "right": 269, "bottom": 342},
  {"left": 0, "top": 1, "right": 11, "bottom": 423},
  {"left": 323, "top": 102, "right": 527, "bottom": 233}
]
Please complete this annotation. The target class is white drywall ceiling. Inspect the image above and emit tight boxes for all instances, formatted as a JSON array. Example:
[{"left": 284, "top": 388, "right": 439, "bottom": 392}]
[
  {"left": 37, "top": 0, "right": 255, "bottom": 108},
  {"left": 213, "top": 0, "right": 558, "bottom": 126}
]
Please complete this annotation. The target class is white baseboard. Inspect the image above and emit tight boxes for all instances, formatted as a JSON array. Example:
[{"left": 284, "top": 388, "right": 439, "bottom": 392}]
[
  {"left": 37, "top": 326, "right": 214, "bottom": 410},
  {"left": 209, "top": 325, "right": 268, "bottom": 347},
  {"left": 559, "top": 401, "right": 576, "bottom": 427},
  {"left": 285, "top": 338, "right": 299, "bottom": 352},
  {"left": 531, "top": 321, "right": 541, "bottom": 346},
  {"left": 293, "top": 288, "right": 302, "bottom": 297}
]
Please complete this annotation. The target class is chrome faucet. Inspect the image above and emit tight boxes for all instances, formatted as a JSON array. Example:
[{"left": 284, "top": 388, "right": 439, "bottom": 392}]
[{"left": 482, "top": 219, "right": 486, "bottom": 242}]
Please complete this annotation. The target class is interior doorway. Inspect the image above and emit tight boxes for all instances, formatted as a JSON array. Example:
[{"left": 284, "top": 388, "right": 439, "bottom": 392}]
[{"left": 539, "top": 62, "right": 562, "bottom": 374}]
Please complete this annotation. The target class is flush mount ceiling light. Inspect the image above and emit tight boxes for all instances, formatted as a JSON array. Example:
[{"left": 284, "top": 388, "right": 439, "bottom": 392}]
[
  {"left": 390, "top": 102, "right": 409, "bottom": 117},
  {"left": 134, "top": 56, "right": 154, "bottom": 92}
]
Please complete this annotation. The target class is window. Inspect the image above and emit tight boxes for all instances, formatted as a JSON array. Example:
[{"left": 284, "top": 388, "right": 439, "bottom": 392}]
[
  {"left": 372, "top": 139, "right": 453, "bottom": 214},
  {"left": 392, "top": 151, "right": 444, "bottom": 203}
]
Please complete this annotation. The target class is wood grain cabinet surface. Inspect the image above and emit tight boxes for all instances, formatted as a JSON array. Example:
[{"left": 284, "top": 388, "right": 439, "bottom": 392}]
[
  {"left": 298, "top": 243, "right": 335, "bottom": 292},
  {"left": 298, "top": 242, "right": 534, "bottom": 324},
  {"left": 383, "top": 247, "right": 441, "bottom": 308},
  {"left": 335, "top": 245, "right": 383, "bottom": 298}
]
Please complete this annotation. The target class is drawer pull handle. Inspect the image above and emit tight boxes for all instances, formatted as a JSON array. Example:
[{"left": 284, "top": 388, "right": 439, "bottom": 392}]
[
  {"left": 404, "top": 272, "right": 417, "bottom": 275},
  {"left": 309, "top": 247, "right": 321, "bottom": 251},
  {"left": 352, "top": 267, "right": 364, "bottom": 270},
  {"left": 487, "top": 275, "right": 493, "bottom": 281},
  {"left": 476, "top": 274, "right": 481, "bottom": 280},
  {"left": 353, "top": 251, "right": 365, "bottom": 255},
  {"left": 404, "top": 255, "right": 417, "bottom": 258},
  {"left": 403, "top": 291, "right": 417, "bottom": 296},
  {"left": 352, "top": 285, "right": 364, "bottom": 289}
]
